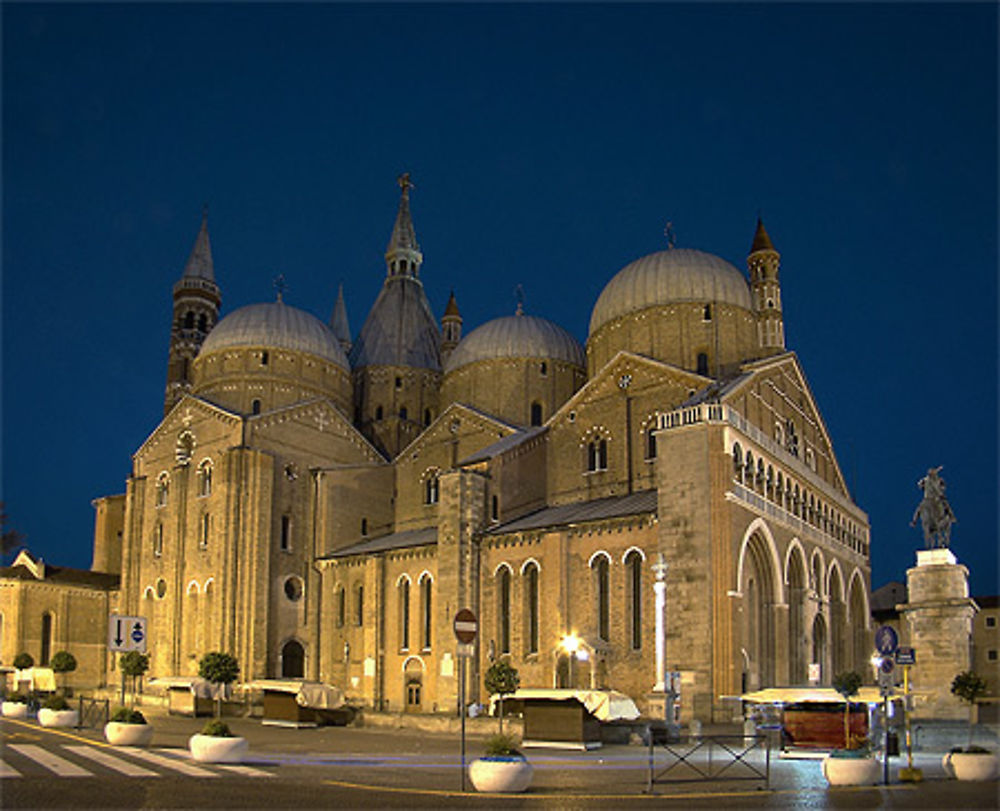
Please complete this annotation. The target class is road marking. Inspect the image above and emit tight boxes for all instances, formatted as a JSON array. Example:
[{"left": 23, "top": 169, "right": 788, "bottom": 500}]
[
  {"left": 0, "top": 758, "right": 21, "bottom": 778},
  {"left": 216, "top": 764, "right": 274, "bottom": 777},
  {"left": 119, "top": 747, "right": 218, "bottom": 777},
  {"left": 63, "top": 745, "right": 158, "bottom": 777},
  {"left": 6, "top": 745, "right": 92, "bottom": 777}
]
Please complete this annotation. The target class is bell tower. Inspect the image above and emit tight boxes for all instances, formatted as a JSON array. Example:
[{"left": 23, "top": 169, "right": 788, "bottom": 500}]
[
  {"left": 440, "top": 291, "right": 462, "bottom": 365},
  {"left": 164, "top": 209, "right": 221, "bottom": 415},
  {"left": 747, "top": 218, "right": 785, "bottom": 357}
]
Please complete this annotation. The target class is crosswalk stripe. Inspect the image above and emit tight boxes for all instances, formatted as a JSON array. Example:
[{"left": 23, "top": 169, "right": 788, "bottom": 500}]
[
  {"left": 215, "top": 764, "right": 274, "bottom": 778},
  {"left": 119, "top": 746, "right": 218, "bottom": 777},
  {"left": 63, "top": 745, "right": 158, "bottom": 777},
  {"left": 6, "top": 745, "right": 92, "bottom": 777},
  {"left": 0, "top": 758, "right": 22, "bottom": 778}
]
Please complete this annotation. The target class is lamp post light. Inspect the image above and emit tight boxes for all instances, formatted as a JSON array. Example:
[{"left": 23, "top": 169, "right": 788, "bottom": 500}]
[
  {"left": 652, "top": 554, "right": 668, "bottom": 691},
  {"left": 560, "top": 633, "right": 580, "bottom": 688}
]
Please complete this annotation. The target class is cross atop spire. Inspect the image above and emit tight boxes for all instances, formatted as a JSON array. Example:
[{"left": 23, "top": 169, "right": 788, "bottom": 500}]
[
  {"left": 398, "top": 172, "right": 414, "bottom": 197},
  {"left": 273, "top": 274, "right": 287, "bottom": 302},
  {"left": 663, "top": 221, "right": 677, "bottom": 250}
]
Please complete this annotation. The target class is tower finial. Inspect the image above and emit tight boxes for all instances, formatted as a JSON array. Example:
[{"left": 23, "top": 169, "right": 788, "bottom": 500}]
[
  {"left": 663, "top": 221, "right": 676, "bottom": 249},
  {"left": 397, "top": 172, "right": 413, "bottom": 197},
  {"left": 514, "top": 284, "right": 525, "bottom": 316},
  {"left": 385, "top": 173, "right": 423, "bottom": 279},
  {"left": 273, "top": 274, "right": 287, "bottom": 302}
]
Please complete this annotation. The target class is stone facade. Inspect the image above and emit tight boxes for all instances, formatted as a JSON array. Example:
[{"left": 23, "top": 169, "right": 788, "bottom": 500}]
[{"left": 0, "top": 184, "right": 872, "bottom": 722}]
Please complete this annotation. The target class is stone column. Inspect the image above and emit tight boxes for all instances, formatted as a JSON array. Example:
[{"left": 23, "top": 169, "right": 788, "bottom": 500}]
[{"left": 899, "top": 548, "right": 977, "bottom": 720}]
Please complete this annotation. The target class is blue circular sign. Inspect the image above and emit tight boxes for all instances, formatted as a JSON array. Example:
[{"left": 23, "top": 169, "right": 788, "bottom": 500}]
[
  {"left": 875, "top": 625, "right": 899, "bottom": 655},
  {"left": 131, "top": 625, "right": 145, "bottom": 644}
]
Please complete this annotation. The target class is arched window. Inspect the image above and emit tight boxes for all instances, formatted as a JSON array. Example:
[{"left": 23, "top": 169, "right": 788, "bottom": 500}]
[
  {"left": 260, "top": 351, "right": 269, "bottom": 366},
  {"left": 524, "top": 562, "right": 539, "bottom": 654},
  {"left": 626, "top": 550, "right": 643, "bottom": 650},
  {"left": 540, "top": 362, "right": 547, "bottom": 376},
  {"left": 197, "top": 460, "right": 212, "bottom": 497},
  {"left": 399, "top": 406, "right": 408, "bottom": 421},
  {"left": 732, "top": 443, "right": 743, "bottom": 482},
  {"left": 198, "top": 313, "right": 207, "bottom": 332},
  {"left": 281, "top": 639, "right": 304, "bottom": 678},
  {"left": 40, "top": 612, "right": 52, "bottom": 665},
  {"left": 184, "top": 311, "right": 194, "bottom": 329},
  {"left": 703, "top": 303, "right": 712, "bottom": 321},
  {"left": 375, "top": 405, "right": 383, "bottom": 421},
  {"left": 587, "top": 437, "right": 608, "bottom": 472},
  {"left": 498, "top": 567, "right": 511, "bottom": 655},
  {"left": 199, "top": 513, "right": 210, "bottom": 549},
  {"left": 153, "top": 524, "right": 164, "bottom": 557},
  {"left": 423, "top": 409, "right": 432, "bottom": 427},
  {"left": 354, "top": 583, "right": 364, "bottom": 626},
  {"left": 645, "top": 429, "right": 657, "bottom": 460},
  {"left": 530, "top": 402, "right": 543, "bottom": 426},
  {"left": 399, "top": 578, "right": 411, "bottom": 650},
  {"left": 280, "top": 514, "right": 292, "bottom": 551},
  {"left": 491, "top": 494, "right": 499, "bottom": 522},
  {"left": 697, "top": 352, "right": 709, "bottom": 376},
  {"left": 155, "top": 473, "right": 169, "bottom": 507},
  {"left": 251, "top": 399, "right": 262, "bottom": 415},
  {"left": 361, "top": 517, "right": 368, "bottom": 536},
  {"left": 419, "top": 575, "right": 432, "bottom": 650},
  {"left": 593, "top": 555, "right": 610, "bottom": 641},
  {"left": 424, "top": 472, "right": 440, "bottom": 505},
  {"left": 336, "top": 587, "right": 345, "bottom": 627}
]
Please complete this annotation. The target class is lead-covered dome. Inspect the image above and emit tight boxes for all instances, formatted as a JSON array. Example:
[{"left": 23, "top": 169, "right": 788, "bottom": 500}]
[
  {"left": 589, "top": 248, "right": 751, "bottom": 336},
  {"left": 445, "top": 313, "right": 585, "bottom": 374},
  {"left": 199, "top": 300, "right": 349, "bottom": 369}
]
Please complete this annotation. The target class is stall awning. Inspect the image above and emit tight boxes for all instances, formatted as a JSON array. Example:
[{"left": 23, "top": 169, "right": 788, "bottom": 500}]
[
  {"left": 14, "top": 667, "right": 56, "bottom": 692},
  {"left": 245, "top": 680, "right": 344, "bottom": 709},
  {"left": 737, "top": 687, "right": 897, "bottom": 705},
  {"left": 490, "top": 688, "right": 640, "bottom": 721}
]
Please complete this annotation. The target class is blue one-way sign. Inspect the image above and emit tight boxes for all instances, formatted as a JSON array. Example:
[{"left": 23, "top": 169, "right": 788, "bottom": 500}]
[{"left": 108, "top": 614, "right": 147, "bottom": 653}]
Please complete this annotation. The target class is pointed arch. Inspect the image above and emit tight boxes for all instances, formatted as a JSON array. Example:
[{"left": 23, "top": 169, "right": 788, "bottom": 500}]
[
  {"left": 186, "top": 580, "right": 201, "bottom": 595},
  {"left": 809, "top": 549, "right": 826, "bottom": 597},
  {"left": 621, "top": 545, "right": 646, "bottom": 564},
  {"left": 783, "top": 539, "right": 808, "bottom": 586},
  {"left": 519, "top": 557, "right": 542, "bottom": 575},
  {"left": 587, "top": 550, "right": 612, "bottom": 569},
  {"left": 736, "top": 518, "right": 784, "bottom": 604},
  {"left": 846, "top": 568, "right": 870, "bottom": 624},
  {"left": 493, "top": 562, "right": 514, "bottom": 577},
  {"left": 826, "top": 560, "right": 846, "bottom": 603}
]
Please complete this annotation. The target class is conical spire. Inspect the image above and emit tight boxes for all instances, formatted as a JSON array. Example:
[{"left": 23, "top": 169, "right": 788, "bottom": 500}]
[
  {"left": 329, "top": 283, "right": 352, "bottom": 354},
  {"left": 750, "top": 217, "right": 776, "bottom": 253},
  {"left": 183, "top": 207, "right": 216, "bottom": 282},
  {"left": 384, "top": 173, "right": 423, "bottom": 278},
  {"left": 444, "top": 290, "right": 460, "bottom": 317}
]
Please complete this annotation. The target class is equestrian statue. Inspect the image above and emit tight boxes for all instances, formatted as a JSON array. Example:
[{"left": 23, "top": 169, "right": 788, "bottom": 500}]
[{"left": 910, "top": 466, "right": 957, "bottom": 549}]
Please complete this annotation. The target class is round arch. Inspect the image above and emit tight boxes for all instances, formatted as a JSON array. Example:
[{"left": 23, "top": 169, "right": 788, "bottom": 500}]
[
  {"left": 520, "top": 557, "right": 542, "bottom": 575},
  {"left": 279, "top": 638, "right": 305, "bottom": 679},
  {"left": 621, "top": 545, "right": 646, "bottom": 564},
  {"left": 587, "top": 550, "right": 612, "bottom": 568}
]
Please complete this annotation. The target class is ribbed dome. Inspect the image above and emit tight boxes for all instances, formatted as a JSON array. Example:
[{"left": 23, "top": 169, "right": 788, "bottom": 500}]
[
  {"left": 589, "top": 249, "right": 751, "bottom": 336},
  {"left": 199, "top": 300, "right": 349, "bottom": 369},
  {"left": 445, "top": 313, "right": 585, "bottom": 373}
]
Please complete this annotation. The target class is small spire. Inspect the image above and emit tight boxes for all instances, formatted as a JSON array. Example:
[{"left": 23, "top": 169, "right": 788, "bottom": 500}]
[
  {"left": 751, "top": 217, "right": 776, "bottom": 253},
  {"left": 182, "top": 209, "right": 215, "bottom": 282},
  {"left": 330, "top": 283, "right": 352, "bottom": 352},
  {"left": 514, "top": 284, "right": 525, "bottom": 316},
  {"left": 663, "top": 221, "right": 677, "bottom": 249},
  {"left": 443, "top": 290, "right": 460, "bottom": 318},
  {"left": 273, "top": 274, "right": 287, "bottom": 302}
]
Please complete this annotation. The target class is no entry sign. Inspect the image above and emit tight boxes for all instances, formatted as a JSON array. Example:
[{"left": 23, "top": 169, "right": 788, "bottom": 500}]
[{"left": 453, "top": 609, "right": 478, "bottom": 644}]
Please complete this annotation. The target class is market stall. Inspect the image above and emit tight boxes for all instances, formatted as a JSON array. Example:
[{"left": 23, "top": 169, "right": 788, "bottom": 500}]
[{"left": 246, "top": 680, "right": 346, "bottom": 728}]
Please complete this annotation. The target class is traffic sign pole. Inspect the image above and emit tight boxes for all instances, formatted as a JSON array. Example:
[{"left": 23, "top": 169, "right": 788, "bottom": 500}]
[{"left": 452, "top": 609, "right": 477, "bottom": 793}]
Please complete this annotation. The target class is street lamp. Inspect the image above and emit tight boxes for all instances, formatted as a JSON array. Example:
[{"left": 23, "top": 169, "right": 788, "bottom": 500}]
[{"left": 560, "top": 633, "right": 580, "bottom": 688}]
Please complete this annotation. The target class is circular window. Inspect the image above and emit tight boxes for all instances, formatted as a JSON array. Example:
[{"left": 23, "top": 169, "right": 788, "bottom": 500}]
[
  {"left": 155, "top": 578, "right": 167, "bottom": 599},
  {"left": 284, "top": 577, "right": 303, "bottom": 602}
]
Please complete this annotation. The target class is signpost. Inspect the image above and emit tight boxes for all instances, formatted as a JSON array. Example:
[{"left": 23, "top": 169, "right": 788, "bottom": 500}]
[
  {"left": 895, "top": 647, "right": 921, "bottom": 782},
  {"left": 109, "top": 614, "right": 147, "bottom": 705},
  {"left": 453, "top": 609, "right": 477, "bottom": 792}
]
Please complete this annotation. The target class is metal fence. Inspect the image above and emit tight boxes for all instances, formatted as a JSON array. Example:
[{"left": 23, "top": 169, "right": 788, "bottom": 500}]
[
  {"left": 646, "top": 733, "right": 770, "bottom": 791},
  {"left": 76, "top": 697, "right": 109, "bottom": 730}
]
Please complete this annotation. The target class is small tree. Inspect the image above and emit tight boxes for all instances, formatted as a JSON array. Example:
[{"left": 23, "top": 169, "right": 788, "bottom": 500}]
[
  {"left": 49, "top": 651, "right": 77, "bottom": 695},
  {"left": 832, "top": 671, "right": 864, "bottom": 750},
  {"left": 484, "top": 660, "right": 520, "bottom": 736},
  {"left": 951, "top": 670, "right": 988, "bottom": 750},
  {"left": 198, "top": 652, "right": 240, "bottom": 718},
  {"left": 13, "top": 652, "right": 34, "bottom": 670},
  {"left": 119, "top": 652, "right": 150, "bottom": 707}
]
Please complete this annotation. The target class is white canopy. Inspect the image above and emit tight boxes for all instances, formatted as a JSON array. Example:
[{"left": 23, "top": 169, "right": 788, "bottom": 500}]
[
  {"left": 738, "top": 687, "right": 897, "bottom": 705},
  {"left": 245, "top": 680, "right": 344, "bottom": 709},
  {"left": 490, "top": 688, "right": 640, "bottom": 721}
]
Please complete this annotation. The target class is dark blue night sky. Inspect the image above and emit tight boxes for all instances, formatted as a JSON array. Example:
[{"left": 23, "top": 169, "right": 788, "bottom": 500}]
[{"left": 3, "top": 4, "right": 997, "bottom": 595}]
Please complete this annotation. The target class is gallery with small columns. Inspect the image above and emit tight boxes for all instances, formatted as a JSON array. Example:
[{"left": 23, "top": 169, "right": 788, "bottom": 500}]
[{"left": 0, "top": 176, "right": 873, "bottom": 723}]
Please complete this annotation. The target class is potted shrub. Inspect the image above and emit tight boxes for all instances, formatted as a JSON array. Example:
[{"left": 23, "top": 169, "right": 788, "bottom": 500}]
[
  {"left": 188, "top": 719, "right": 248, "bottom": 763},
  {"left": 484, "top": 660, "right": 520, "bottom": 736},
  {"left": 468, "top": 732, "right": 533, "bottom": 793},
  {"left": 50, "top": 650, "right": 77, "bottom": 696},
  {"left": 104, "top": 707, "right": 153, "bottom": 746},
  {"left": 118, "top": 651, "right": 150, "bottom": 707},
  {"left": 2, "top": 692, "right": 29, "bottom": 719},
  {"left": 944, "top": 671, "right": 998, "bottom": 781},
  {"left": 37, "top": 694, "right": 79, "bottom": 728},
  {"left": 197, "top": 651, "right": 240, "bottom": 718},
  {"left": 13, "top": 652, "right": 34, "bottom": 670},
  {"left": 822, "top": 671, "right": 878, "bottom": 786}
]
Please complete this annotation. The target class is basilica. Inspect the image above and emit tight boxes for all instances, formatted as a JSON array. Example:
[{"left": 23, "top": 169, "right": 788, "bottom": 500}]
[{"left": 1, "top": 176, "right": 872, "bottom": 722}]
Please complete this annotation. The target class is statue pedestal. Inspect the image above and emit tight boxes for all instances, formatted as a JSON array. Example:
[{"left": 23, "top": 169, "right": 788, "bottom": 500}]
[{"left": 900, "top": 549, "right": 976, "bottom": 720}]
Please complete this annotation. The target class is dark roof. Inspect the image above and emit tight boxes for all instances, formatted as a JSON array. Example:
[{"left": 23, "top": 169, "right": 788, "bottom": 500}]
[
  {"left": 459, "top": 426, "right": 545, "bottom": 466},
  {"left": 489, "top": 490, "right": 657, "bottom": 535},
  {"left": 975, "top": 595, "right": 1000, "bottom": 609},
  {"left": 870, "top": 581, "right": 907, "bottom": 614},
  {"left": 324, "top": 527, "right": 437, "bottom": 559},
  {"left": 0, "top": 563, "right": 120, "bottom": 590}
]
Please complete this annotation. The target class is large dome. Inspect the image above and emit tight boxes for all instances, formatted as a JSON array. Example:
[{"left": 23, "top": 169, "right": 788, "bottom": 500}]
[
  {"left": 589, "top": 248, "right": 752, "bottom": 336},
  {"left": 444, "top": 313, "right": 585, "bottom": 373},
  {"left": 199, "top": 300, "right": 349, "bottom": 369}
]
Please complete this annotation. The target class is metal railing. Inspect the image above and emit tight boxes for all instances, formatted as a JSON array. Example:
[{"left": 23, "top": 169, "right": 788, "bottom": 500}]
[
  {"left": 646, "top": 733, "right": 770, "bottom": 791},
  {"left": 76, "top": 697, "right": 109, "bottom": 730}
]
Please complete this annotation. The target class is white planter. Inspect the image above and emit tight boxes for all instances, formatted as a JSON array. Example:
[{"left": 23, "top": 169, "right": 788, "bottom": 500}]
[
  {"left": 38, "top": 708, "right": 79, "bottom": 728},
  {"left": 104, "top": 722, "right": 154, "bottom": 747},
  {"left": 468, "top": 756, "right": 533, "bottom": 793},
  {"left": 944, "top": 751, "right": 998, "bottom": 781},
  {"left": 821, "top": 753, "right": 880, "bottom": 786},
  {"left": 188, "top": 733, "right": 248, "bottom": 763},
  {"left": 2, "top": 702, "right": 29, "bottom": 719}
]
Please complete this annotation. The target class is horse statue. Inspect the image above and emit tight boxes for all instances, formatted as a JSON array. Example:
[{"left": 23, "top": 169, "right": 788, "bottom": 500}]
[{"left": 910, "top": 466, "right": 956, "bottom": 549}]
